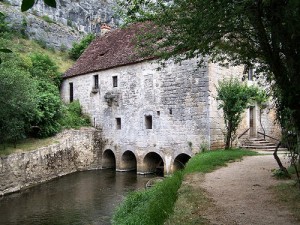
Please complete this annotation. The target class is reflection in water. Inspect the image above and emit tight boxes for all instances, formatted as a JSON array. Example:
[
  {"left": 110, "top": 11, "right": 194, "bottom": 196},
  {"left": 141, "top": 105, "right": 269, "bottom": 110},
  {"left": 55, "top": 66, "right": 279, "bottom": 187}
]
[{"left": 0, "top": 170, "right": 154, "bottom": 225}]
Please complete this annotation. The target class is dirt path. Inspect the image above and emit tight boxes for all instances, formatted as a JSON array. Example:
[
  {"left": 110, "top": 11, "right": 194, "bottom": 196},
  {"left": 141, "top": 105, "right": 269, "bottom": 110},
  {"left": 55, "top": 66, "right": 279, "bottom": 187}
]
[{"left": 200, "top": 153, "right": 298, "bottom": 225}]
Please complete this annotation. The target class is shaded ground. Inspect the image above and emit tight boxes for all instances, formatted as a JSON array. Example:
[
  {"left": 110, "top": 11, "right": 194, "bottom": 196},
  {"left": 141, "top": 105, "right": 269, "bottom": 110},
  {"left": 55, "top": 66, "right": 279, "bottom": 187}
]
[{"left": 166, "top": 153, "right": 300, "bottom": 225}]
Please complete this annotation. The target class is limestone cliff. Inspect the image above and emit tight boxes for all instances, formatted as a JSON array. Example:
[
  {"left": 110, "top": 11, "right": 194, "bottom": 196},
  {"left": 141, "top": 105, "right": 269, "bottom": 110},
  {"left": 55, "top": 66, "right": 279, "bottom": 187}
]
[{"left": 0, "top": 0, "right": 118, "bottom": 49}]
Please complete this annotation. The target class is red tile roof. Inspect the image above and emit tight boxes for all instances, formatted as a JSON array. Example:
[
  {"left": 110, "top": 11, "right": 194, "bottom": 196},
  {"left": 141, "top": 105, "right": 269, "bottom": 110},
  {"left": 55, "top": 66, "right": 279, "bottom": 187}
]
[{"left": 63, "top": 23, "right": 154, "bottom": 78}]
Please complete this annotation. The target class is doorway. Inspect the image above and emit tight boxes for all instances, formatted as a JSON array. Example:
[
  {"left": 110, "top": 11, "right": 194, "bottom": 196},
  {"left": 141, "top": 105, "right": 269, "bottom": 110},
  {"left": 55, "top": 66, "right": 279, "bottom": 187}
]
[{"left": 249, "top": 106, "right": 256, "bottom": 137}]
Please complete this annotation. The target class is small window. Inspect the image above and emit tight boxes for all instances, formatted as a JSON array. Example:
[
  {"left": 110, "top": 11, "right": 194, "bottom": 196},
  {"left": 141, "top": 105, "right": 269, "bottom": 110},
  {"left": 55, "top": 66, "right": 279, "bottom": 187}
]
[
  {"left": 116, "top": 118, "right": 121, "bottom": 130},
  {"left": 248, "top": 68, "right": 254, "bottom": 81},
  {"left": 157, "top": 111, "right": 160, "bottom": 116},
  {"left": 145, "top": 115, "right": 152, "bottom": 129},
  {"left": 169, "top": 108, "right": 172, "bottom": 115},
  {"left": 113, "top": 76, "right": 118, "bottom": 87},
  {"left": 94, "top": 75, "right": 99, "bottom": 89},
  {"left": 69, "top": 82, "right": 73, "bottom": 102}
]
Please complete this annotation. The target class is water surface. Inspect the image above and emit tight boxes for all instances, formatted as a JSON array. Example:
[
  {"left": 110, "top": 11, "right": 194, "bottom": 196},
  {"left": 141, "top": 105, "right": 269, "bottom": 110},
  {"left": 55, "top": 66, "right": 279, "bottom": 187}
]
[{"left": 0, "top": 170, "right": 154, "bottom": 225}]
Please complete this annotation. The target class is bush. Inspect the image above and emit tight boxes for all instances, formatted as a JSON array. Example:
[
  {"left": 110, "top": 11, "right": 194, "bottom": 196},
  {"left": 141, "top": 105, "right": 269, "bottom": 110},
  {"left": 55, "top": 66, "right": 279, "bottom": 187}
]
[
  {"left": 29, "top": 52, "right": 61, "bottom": 86},
  {"left": 0, "top": 12, "right": 10, "bottom": 35},
  {"left": 41, "top": 15, "right": 54, "bottom": 24},
  {"left": 35, "top": 39, "right": 47, "bottom": 49},
  {"left": 68, "top": 34, "right": 95, "bottom": 60},
  {"left": 30, "top": 79, "right": 62, "bottom": 138},
  {"left": 59, "top": 100, "right": 90, "bottom": 129},
  {"left": 0, "top": 59, "right": 37, "bottom": 145}
]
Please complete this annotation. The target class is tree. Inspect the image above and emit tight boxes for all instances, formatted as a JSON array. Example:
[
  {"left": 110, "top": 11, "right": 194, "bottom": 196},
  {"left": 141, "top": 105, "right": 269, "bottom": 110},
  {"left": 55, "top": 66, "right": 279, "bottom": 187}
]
[
  {"left": 217, "top": 78, "right": 263, "bottom": 149},
  {"left": 30, "top": 79, "right": 62, "bottom": 137},
  {"left": 27, "top": 53, "right": 63, "bottom": 137},
  {"left": 68, "top": 34, "right": 95, "bottom": 60},
  {"left": 0, "top": 56, "right": 37, "bottom": 146},
  {"left": 117, "top": 0, "right": 300, "bottom": 133},
  {"left": 0, "top": 12, "right": 12, "bottom": 64},
  {"left": 29, "top": 52, "right": 61, "bottom": 86}
]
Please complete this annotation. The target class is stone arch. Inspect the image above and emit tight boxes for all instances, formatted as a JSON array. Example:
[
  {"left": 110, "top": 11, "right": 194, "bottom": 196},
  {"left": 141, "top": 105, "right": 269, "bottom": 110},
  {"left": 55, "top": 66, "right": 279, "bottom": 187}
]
[
  {"left": 119, "top": 150, "right": 137, "bottom": 171},
  {"left": 143, "top": 152, "right": 164, "bottom": 176},
  {"left": 173, "top": 153, "right": 191, "bottom": 171},
  {"left": 102, "top": 149, "right": 116, "bottom": 169}
]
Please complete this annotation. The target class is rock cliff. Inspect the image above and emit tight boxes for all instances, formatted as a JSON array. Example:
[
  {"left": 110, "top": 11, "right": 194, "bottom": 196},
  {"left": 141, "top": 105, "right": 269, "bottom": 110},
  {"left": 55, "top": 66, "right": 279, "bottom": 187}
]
[{"left": 0, "top": 0, "right": 118, "bottom": 49}]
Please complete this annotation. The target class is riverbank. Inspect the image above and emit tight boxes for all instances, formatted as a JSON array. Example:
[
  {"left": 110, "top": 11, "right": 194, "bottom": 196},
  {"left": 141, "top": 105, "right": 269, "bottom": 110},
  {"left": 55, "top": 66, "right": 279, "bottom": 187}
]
[
  {"left": 167, "top": 153, "right": 300, "bottom": 225},
  {"left": 112, "top": 149, "right": 257, "bottom": 225},
  {"left": 0, "top": 128, "right": 104, "bottom": 196}
]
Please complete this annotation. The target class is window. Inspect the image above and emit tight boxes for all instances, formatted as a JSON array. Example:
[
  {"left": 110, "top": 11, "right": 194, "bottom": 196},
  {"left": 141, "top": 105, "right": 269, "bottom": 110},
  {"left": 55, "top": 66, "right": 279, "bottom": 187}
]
[
  {"left": 116, "top": 118, "right": 121, "bottom": 130},
  {"left": 113, "top": 76, "right": 118, "bottom": 87},
  {"left": 145, "top": 115, "right": 152, "bottom": 129},
  {"left": 94, "top": 75, "right": 99, "bottom": 89},
  {"left": 248, "top": 68, "right": 254, "bottom": 81},
  {"left": 69, "top": 82, "right": 73, "bottom": 102},
  {"left": 169, "top": 108, "right": 173, "bottom": 115}
]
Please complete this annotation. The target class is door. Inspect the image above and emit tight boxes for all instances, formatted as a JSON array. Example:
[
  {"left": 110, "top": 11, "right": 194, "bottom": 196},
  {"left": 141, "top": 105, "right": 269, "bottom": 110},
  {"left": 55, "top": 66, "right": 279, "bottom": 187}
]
[{"left": 249, "top": 106, "right": 256, "bottom": 137}]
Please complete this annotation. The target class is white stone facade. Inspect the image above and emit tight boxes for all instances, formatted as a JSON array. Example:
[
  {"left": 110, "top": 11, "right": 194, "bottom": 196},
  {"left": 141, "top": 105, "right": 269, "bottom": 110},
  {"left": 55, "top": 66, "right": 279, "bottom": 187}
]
[{"left": 61, "top": 57, "right": 282, "bottom": 174}]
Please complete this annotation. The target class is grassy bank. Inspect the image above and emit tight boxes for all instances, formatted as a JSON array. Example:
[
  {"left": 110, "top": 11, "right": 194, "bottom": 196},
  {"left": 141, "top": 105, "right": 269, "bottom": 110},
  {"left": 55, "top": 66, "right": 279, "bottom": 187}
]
[
  {"left": 0, "top": 137, "right": 57, "bottom": 156},
  {"left": 112, "top": 149, "right": 257, "bottom": 225}
]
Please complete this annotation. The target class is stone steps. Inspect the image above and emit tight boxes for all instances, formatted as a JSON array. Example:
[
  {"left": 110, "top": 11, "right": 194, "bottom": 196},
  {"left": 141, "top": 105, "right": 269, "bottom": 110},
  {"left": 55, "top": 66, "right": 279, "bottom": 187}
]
[{"left": 242, "top": 138, "right": 287, "bottom": 152}]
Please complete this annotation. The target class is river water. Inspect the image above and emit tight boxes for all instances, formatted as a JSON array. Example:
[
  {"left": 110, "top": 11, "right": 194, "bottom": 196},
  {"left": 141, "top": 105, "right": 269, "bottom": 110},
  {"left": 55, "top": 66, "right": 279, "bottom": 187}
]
[{"left": 0, "top": 170, "right": 155, "bottom": 225}]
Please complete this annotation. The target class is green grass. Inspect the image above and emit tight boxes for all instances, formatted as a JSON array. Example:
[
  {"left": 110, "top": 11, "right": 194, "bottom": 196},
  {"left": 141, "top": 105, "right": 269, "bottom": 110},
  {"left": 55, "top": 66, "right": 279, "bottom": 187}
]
[
  {"left": 272, "top": 181, "right": 300, "bottom": 222},
  {"left": 112, "top": 149, "right": 257, "bottom": 225},
  {"left": 184, "top": 148, "right": 257, "bottom": 174},
  {"left": 0, "top": 137, "right": 57, "bottom": 156},
  {"left": 113, "top": 171, "right": 183, "bottom": 225},
  {"left": 0, "top": 36, "right": 74, "bottom": 73}
]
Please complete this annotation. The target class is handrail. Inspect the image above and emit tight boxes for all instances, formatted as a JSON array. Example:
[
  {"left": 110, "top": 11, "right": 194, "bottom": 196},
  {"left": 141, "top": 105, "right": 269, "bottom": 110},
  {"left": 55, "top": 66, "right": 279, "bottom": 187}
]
[
  {"left": 257, "top": 131, "right": 280, "bottom": 142},
  {"left": 238, "top": 128, "right": 250, "bottom": 139}
]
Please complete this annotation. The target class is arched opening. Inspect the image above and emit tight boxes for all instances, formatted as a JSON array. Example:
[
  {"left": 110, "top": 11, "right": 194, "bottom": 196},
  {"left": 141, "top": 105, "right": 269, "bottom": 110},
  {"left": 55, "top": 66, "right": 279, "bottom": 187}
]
[
  {"left": 119, "top": 151, "right": 137, "bottom": 171},
  {"left": 143, "top": 152, "right": 164, "bottom": 176},
  {"left": 102, "top": 149, "right": 116, "bottom": 169},
  {"left": 173, "top": 153, "right": 191, "bottom": 171}
]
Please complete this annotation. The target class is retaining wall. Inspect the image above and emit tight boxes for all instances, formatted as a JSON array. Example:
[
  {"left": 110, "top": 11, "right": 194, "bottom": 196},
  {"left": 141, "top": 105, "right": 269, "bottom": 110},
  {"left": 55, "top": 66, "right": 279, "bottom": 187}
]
[{"left": 0, "top": 128, "right": 105, "bottom": 196}]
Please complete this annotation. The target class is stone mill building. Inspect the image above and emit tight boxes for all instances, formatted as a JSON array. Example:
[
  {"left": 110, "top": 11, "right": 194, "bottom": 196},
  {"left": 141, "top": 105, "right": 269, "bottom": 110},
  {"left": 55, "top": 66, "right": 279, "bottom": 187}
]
[{"left": 61, "top": 24, "right": 281, "bottom": 175}]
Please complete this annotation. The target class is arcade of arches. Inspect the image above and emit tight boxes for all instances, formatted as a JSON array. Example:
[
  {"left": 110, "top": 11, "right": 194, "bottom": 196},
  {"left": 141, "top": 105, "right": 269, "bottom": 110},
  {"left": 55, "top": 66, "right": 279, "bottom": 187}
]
[{"left": 102, "top": 149, "right": 191, "bottom": 176}]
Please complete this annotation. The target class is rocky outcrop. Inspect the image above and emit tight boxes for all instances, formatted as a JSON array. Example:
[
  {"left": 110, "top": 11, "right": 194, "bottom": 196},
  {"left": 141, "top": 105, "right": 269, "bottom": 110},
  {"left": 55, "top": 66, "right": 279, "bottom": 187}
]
[
  {"left": 0, "top": 0, "right": 118, "bottom": 49},
  {"left": 0, "top": 128, "right": 106, "bottom": 196},
  {"left": 0, "top": 3, "right": 82, "bottom": 49}
]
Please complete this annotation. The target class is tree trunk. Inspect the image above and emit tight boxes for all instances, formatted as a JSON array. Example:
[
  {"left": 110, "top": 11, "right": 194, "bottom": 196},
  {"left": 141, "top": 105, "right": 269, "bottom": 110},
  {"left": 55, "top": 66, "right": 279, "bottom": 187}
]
[
  {"left": 225, "top": 122, "right": 232, "bottom": 149},
  {"left": 273, "top": 142, "right": 290, "bottom": 178},
  {"left": 259, "top": 109, "right": 266, "bottom": 140}
]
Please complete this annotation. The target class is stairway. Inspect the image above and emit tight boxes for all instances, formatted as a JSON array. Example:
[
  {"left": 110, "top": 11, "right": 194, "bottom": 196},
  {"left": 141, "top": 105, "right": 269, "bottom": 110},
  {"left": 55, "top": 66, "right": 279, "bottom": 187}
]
[{"left": 242, "top": 138, "right": 286, "bottom": 151}]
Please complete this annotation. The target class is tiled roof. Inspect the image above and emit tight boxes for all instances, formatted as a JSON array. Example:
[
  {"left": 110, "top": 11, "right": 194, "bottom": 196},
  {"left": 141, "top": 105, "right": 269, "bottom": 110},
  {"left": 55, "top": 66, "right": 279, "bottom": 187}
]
[{"left": 63, "top": 23, "right": 153, "bottom": 78}]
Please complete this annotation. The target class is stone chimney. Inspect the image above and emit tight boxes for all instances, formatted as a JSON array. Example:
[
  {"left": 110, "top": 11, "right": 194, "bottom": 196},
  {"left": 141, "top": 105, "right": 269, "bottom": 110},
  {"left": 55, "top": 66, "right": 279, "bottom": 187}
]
[{"left": 100, "top": 24, "right": 111, "bottom": 36}]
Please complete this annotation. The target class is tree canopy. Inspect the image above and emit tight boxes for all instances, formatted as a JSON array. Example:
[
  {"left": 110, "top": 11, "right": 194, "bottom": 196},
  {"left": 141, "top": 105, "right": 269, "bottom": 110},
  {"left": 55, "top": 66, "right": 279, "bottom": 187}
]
[
  {"left": 217, "top": 78, "right": 266, "bottom": 149},
  {"left": 117, "top": 0, "right": 300, "bottom": 132}
]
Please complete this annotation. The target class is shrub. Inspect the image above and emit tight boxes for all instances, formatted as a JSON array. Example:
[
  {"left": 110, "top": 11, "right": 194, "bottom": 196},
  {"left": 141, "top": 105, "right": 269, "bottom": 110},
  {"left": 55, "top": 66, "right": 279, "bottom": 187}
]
[
  {"left": 68, "top": 34, "right": 95, "bottom": 60},
  {"left": 59, "top": 100, "right": 90, "bottom": 129},
  {"left": 29, "top": 52, "right": 61, "bottom": 86},
  {"left": 41, "top": 15, "right": 54, "bottom": 24},
  {"left": 30, "top": 79, "right": 62, "bottom": 138},
  {"left": 35, "top": 39, "right": 47, "bottom": 49}
]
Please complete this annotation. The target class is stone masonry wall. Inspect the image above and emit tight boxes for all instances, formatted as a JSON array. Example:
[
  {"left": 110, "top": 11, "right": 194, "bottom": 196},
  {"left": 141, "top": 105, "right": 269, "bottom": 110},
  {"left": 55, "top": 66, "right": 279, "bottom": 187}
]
[
  {"left": 207, "top": 63, "right": 245, "bottom": 149},
  {"left": 258, "top": 105, "right": 281, "bottom": 142},
  {"left": 61, "top": 59, "right": 210, "bottom": 173},
  {"left": 0, "top": 128, "right": 105, "bottom": 196}
]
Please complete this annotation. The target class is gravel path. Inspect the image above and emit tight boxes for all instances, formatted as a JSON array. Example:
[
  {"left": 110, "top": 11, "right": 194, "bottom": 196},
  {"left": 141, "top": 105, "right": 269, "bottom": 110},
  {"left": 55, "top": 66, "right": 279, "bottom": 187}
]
[{"left": 200, "top": 153, "right": 299, "bottom": 225}]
